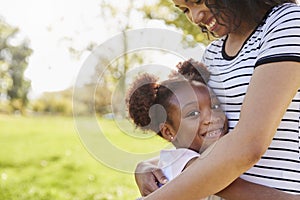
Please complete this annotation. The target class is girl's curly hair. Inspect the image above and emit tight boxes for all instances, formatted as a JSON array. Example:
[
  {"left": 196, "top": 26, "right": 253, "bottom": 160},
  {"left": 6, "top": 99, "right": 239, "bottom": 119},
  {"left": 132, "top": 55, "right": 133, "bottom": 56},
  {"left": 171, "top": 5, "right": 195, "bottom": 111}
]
[{"left": 126, "top": 59, "right": 210, "bottom": 136}]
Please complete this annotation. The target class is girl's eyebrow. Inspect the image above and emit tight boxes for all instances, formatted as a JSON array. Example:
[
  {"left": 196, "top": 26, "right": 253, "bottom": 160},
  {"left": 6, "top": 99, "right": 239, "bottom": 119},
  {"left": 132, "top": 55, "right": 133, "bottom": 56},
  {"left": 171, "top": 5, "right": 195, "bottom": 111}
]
[{"left": 182, "top": 101, "right": 198, "bottom": 110}]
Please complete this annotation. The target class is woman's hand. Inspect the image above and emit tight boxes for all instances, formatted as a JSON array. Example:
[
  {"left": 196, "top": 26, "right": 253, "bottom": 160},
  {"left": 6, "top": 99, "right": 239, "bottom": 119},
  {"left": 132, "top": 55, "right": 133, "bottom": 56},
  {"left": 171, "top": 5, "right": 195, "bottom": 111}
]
[{"left": 135, "top": 160, "right": 168, "bottom": 196}]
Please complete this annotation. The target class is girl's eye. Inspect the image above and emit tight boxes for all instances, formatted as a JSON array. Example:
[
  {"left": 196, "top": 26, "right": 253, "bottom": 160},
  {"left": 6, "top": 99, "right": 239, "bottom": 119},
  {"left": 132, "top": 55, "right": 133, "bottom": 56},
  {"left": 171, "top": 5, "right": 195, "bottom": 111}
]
[
  {"left": 187, "top": 111, "right": 200, "bottom": 117},
  {"left": 211, "top": 104, "right": 220, "bottom": 109}
]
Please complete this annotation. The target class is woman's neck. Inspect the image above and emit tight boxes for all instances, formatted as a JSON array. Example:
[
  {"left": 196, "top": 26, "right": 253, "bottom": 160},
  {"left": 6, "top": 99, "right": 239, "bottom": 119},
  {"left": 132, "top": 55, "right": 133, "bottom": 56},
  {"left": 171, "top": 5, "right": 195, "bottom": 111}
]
[{"left": 224, "top": 23, "right": 256, "bottom": 57}]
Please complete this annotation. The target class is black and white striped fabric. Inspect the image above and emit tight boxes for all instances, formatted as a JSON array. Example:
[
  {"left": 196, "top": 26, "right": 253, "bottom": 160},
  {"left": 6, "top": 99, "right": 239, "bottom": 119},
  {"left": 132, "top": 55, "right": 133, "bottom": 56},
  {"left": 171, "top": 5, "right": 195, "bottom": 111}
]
[{"left": 202, "top": 3, "right": 300, "bottom": 194}]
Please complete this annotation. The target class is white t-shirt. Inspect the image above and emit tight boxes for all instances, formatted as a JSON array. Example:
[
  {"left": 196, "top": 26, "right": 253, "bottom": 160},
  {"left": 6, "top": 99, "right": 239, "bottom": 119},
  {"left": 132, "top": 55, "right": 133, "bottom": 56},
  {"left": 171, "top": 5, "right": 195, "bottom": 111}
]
[
  {"left": 158, "top": 148, "right": 199, "bottom": 180},
  {"left": 158, "top": 148, "right": 222, "bottom": 200}
]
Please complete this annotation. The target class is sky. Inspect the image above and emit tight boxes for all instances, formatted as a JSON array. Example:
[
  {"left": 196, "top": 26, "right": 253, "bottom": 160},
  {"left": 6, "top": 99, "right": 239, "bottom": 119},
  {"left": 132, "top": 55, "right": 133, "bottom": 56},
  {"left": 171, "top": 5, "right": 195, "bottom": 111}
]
[{"left": 0, "top": 0, "right": 134, "bottom": 97}]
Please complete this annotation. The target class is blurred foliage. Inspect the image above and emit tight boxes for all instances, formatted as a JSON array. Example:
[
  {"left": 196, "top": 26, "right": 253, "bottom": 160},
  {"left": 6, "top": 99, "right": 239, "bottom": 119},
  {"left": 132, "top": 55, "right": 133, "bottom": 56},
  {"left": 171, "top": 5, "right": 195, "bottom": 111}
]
[
  {"left": 30, "top": 89, "right": 73, "bottom": 116},
  {"left": 140, "top": 0, "right": 212, "bottom": 45},
  {"left": 83, "top": 0, "right": 211, "bottom": 118},
  {"left": 73, "top": 83, "right": 112, "bottom": 116},
  {"left": 31, "top": 83, "right": 114, "bottom": 116},
  {"left": 71, "top": 1, "right": 149, "bottom": 117},
  {"left": 0, "top": 19, "right": 32, "bottom": 114}
]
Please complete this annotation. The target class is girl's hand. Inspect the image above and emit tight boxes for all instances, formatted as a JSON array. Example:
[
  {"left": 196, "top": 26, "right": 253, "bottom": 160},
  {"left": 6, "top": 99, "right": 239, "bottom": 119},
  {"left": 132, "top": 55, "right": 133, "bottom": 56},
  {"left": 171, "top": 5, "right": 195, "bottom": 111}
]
[{"left": 135, "top": 161, "right": 168, "bottom": 196}]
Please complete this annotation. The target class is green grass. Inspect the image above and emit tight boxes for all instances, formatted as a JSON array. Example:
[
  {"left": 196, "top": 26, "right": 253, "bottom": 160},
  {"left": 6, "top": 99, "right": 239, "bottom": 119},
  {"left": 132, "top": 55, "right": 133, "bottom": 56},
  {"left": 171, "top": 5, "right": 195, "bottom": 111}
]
[{"left": 0, "top": 115, "right": 167, "bottom": 200}]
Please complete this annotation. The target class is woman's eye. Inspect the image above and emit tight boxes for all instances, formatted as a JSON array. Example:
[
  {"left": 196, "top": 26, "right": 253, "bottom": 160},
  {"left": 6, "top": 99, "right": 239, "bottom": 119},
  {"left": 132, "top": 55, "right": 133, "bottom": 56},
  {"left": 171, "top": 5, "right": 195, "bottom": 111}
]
[
  {"left": 191, "top": 0, "right": 203, "bottom": 4},
  {"left": 182, "top": 8, "right": 189, "bottom": 13},
  {"left": 187, "top": 111, "right": 200, "bottom": 117}
]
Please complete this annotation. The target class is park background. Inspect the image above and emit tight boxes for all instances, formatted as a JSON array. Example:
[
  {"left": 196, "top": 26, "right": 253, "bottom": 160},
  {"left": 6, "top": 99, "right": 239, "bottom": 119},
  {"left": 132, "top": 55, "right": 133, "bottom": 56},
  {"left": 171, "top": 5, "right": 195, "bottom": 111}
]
[{"left": 0, "top": 0, "right": 258, "bottom": 199}]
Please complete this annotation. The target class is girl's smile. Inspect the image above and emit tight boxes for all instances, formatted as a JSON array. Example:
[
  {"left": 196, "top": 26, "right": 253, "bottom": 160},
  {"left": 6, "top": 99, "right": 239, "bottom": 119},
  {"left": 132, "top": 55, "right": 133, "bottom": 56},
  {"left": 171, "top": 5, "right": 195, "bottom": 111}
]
[{"left": 164, "top": 82, "right": 227, "bottom": 153}]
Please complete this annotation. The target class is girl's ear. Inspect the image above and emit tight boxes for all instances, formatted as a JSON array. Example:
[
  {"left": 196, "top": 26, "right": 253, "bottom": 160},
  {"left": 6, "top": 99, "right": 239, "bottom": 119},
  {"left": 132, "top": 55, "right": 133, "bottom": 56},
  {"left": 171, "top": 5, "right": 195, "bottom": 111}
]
[{"left": 159, "top": 123, "right": 175, "bottom": 142}]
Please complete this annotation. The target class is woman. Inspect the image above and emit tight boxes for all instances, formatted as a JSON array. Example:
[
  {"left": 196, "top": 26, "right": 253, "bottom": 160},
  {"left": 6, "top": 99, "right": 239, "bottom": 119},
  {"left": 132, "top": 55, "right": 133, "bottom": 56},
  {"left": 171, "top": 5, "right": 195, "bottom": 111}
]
[{"left": 136, "top": 0, "right": 300, "bottom": 199}]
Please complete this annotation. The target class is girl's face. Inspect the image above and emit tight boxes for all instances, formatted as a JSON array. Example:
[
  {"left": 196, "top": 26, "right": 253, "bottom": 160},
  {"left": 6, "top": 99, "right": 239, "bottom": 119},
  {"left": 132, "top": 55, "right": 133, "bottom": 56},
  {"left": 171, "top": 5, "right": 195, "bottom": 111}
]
[
  {"left": 172, "top": 0, "right": 230, "bottom": 37},
  {"left": 164, "top": 82, "right": 227, "bottom": 153}
]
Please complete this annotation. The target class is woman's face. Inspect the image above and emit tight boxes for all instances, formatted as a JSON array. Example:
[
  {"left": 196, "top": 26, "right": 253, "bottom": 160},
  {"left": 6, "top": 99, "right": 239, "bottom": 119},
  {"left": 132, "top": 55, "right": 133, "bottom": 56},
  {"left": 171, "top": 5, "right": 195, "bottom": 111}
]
[
  {"left": 172, "top": 0, "right": 230, "bottom": 37},
  {"left": 166, "top": 82, "right": 227, "bottom": 153}
]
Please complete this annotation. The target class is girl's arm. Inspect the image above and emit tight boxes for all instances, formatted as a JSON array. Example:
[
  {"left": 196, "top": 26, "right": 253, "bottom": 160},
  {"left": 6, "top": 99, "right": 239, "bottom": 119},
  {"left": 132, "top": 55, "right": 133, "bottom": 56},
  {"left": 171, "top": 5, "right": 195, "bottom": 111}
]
[
  {"left": 143, "top": 61, "right": 300, "bottom": 199},
  {"left": 135, "top": 156, "right": 168, "bottom": 196}
]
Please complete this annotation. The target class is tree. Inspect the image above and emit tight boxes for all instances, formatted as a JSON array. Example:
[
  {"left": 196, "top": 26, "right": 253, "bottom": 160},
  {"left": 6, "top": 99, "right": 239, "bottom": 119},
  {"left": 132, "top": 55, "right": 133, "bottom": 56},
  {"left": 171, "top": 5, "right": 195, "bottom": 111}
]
[
  {"left": 0, "top": 19, "right": 32, "bottom": 113},
  {"left": 140, "top": 0, "right": 212, "bottom": 45},
  {"left": 72, "top": 1, "right": 146, "bottom": 116},
  {"left": 30, "top": 88, "right": 73, "bottom": 115},
  {"left": 72, "top": 0, "right": 211, "bottom": 116}
]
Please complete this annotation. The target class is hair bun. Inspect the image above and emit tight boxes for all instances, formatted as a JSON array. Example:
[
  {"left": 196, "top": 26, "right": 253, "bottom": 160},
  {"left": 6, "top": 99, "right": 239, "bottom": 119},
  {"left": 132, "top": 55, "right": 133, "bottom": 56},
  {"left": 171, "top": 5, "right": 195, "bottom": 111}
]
[{"left": 176, "top": 58, "right": 210, "bottom": 83}]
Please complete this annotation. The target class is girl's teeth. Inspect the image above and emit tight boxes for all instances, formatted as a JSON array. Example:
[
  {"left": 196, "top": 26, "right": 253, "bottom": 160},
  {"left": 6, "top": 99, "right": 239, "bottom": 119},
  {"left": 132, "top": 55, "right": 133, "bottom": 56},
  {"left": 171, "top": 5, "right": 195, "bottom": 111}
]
[
  {"left": 208, "top": 131, "right": 216, "bottom": 137},
  {"left": 206, "top": 129, "right": 221, "bottom": 137}
]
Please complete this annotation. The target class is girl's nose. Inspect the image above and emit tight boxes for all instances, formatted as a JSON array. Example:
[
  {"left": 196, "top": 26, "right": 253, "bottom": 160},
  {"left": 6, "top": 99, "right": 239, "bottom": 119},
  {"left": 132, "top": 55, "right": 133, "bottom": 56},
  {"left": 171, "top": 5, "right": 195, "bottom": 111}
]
[
  {"left": 203, "top": 112, "right": 222, "bottom": 126},
  {"left": 202, "top": 112, "right": 212, "bottom": 125}
]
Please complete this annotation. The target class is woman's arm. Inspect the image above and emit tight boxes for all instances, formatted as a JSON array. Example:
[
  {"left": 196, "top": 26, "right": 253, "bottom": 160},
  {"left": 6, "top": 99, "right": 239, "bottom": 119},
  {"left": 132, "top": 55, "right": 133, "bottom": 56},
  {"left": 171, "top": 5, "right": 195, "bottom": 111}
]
[
  {"left": 143, "top": 61, "right": 300, "bottom": 199},
  {"left": 136, "top": 152, "right": 300, "bottom": 199},
  {"left": 186, "top": 152, "right": 300, "bottom": 200},
  {"left": 217, "top": 178, "right": 300, "bottom": 200}
]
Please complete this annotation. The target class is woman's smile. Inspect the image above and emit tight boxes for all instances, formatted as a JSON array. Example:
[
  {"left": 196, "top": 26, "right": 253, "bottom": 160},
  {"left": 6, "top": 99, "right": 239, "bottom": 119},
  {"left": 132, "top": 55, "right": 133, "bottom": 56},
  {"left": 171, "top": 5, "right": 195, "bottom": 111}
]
[{"left": 205, "top": 17, "right": 217, "bottom": 32}]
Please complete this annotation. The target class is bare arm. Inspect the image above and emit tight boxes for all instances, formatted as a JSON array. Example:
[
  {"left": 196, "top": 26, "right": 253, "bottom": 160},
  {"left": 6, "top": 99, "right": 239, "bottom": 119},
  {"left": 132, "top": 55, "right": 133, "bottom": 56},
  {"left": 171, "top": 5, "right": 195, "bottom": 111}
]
[
  {"left": 143, "top": 62, "right": 300, "bottom": 199},
  {"left": 136, "top": 147, "right": 300, "bottom": 200},
  {"left": 217, "top": 178, "right": 300, "bottom": 200},
  {"left": 185, "top": 153, "right": 300, "bottom": 200},
  {"left": 135, "top": 156, "right": 168, "bottom": 196}
]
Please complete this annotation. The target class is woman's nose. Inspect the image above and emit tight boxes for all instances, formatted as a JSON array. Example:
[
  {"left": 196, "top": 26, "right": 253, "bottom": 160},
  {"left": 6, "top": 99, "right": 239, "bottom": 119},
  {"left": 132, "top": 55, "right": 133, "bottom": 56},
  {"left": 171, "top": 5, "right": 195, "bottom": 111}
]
[{"left": 186, "top": 7, "right": 204, "bottom": 25}]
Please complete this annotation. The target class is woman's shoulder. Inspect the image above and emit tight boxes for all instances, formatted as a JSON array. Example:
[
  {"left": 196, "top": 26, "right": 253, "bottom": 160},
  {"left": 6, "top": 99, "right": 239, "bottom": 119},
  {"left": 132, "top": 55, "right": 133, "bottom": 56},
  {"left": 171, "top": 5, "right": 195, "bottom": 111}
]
[
  {"left": 266, "top": 3, "right": 300, "bottom": 22},
  {"left": 259, "top": 3, "right": 300, "bottom": 36},
  {"left": 271, "top": 2, "right": 300, "bottom": 13}
]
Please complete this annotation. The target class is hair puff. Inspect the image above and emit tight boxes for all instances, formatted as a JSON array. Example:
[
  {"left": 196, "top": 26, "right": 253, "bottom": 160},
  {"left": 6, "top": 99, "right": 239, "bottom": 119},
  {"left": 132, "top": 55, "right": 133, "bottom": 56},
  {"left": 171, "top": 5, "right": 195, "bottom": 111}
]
[{"left": 126, "top": 73, "right": 160, "bottom": 131}]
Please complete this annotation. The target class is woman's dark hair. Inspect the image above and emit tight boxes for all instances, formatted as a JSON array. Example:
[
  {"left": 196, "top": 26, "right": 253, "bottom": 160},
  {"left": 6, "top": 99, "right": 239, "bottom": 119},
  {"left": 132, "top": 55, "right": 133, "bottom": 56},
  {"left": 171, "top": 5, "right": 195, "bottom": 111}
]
[
  {"left": 200, "top": 0, "right": 297, "bottom": 34},
  {"left": 126, "top": 59, "right": 210, "bottom": 136}
]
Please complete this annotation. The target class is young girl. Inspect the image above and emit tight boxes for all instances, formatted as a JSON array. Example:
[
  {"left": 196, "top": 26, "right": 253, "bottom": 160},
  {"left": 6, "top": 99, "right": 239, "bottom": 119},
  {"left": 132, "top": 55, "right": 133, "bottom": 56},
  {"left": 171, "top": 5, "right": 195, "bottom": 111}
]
[{"left": 127, "top": 59, "right": 227, "bottom": 200}]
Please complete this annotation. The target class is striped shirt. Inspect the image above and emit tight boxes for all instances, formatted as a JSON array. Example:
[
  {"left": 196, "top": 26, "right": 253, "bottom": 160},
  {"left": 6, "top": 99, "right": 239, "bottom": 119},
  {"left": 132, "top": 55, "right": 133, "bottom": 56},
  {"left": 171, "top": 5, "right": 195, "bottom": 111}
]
[{"left": 202, "top": 3, "right": 300, "bottom": 194}]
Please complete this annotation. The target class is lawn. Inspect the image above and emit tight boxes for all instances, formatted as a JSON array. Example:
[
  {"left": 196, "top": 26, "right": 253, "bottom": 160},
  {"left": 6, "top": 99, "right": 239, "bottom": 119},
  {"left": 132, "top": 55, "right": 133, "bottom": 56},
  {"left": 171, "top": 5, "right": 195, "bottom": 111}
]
[{"left": 0, "top": 115, "right": 167, "bottom": 200}]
